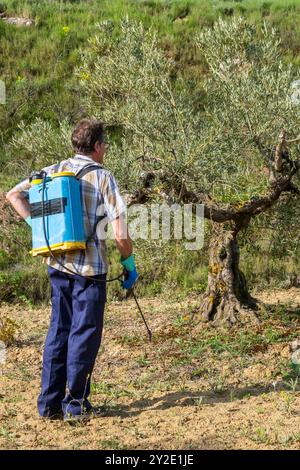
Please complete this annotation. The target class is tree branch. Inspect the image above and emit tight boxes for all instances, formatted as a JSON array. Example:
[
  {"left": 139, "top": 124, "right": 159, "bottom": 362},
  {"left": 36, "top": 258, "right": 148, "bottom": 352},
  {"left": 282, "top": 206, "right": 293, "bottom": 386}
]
[
  {"left": 124, "top": 130, "right": 299, "bottom": 223},
  {"left": 274, "top": 129, "right": 285, "bottom": 172},
  {"left": 286, "top": 135, "right": 300, "bottom": 144}
]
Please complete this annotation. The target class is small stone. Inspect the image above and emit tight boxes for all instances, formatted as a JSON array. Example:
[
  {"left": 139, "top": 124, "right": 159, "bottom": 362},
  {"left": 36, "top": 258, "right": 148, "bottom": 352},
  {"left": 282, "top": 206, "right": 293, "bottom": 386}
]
[
  {"left": 3, "top": 16, "right": 34, "bottom": 27},
  {"left": 290, "top": 338, "right": 300, "bottom": 352}
]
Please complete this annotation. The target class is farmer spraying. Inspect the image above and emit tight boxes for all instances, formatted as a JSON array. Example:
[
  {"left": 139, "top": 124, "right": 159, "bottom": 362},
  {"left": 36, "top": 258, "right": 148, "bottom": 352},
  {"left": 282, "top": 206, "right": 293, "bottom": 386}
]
[{"left": 6, "top": 119, "right": 138, "bottom": 422}]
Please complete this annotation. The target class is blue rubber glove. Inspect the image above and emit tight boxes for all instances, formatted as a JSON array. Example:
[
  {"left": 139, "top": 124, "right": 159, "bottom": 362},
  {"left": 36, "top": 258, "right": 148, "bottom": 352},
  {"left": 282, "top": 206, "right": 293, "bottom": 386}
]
[
  {"left": 25, "top": 216, "right": 32, "bottom": 228},
  {"left": 120, "top": 254, "right": 139, "bottom": 289}
]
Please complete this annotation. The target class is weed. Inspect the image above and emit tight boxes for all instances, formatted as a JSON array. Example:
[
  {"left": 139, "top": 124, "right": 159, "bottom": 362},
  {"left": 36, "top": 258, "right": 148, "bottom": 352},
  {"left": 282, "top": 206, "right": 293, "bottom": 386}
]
[
  {"left": 211, "top": 374, "right": 226, "bottom": 394},
  {"left": 254, "top": 427, "right": 270, "bottom": 444},
  {"left": 278, "top": 391, "right": 295, "bottom": 414},
  {"left": 173, "top": 314, "right": 190, "bottom": 329},
  {"left": 190, "top": 367, "right": 208, "bottom": 379},
  {"left": 0, "top": 315, "right": 19, "bottom": 346},
  {"left": 91, "top": 381, "right": 114, "bottom": 396},
  {"left": 255, "top": 405, "right": 265, "bottom": 414},
  {"left": 284, "top": 377, "right": 299, "bottom": 393},
  {"left": 277, "top": 433, "right": 293, "bottom": 446},
  {"left": 177, "top": 377, "right": 188, "bottom": 393},
  {"left": 0, "top": 426, "right": 17, "bottom": 445},
  {"left": 135, "top": 353, "right": 151, "bottom": 368},
  {"left": 193, "top": 396, "right": 204, "bottom": 406},
  {"left": 118, "top": 334, "right": 143, "bottom": 346},
  {"left": 99, "top": 438, "right": 126, "bottom": 450}
]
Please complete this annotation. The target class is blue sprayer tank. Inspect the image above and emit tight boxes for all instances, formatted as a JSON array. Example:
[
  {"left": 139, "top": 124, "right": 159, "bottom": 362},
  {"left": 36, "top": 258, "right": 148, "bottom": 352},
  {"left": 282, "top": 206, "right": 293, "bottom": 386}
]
[{"left": 29, "top": 172, "right": 86, "bottom": 256}]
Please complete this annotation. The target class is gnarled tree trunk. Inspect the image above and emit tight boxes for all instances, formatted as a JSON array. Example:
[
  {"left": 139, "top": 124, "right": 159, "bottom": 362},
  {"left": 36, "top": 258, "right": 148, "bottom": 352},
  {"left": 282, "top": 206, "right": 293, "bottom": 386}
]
[
  {"left": 193, "top": 220, "right": 259, "bottom": 326},
  {"left": 128, "top": 130, "right": 299, "bottom": 327}
]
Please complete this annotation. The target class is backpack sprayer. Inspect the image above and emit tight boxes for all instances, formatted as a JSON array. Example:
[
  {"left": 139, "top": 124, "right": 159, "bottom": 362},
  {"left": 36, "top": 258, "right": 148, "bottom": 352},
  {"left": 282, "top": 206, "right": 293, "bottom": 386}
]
[{"left": 28, "top": 167, "right": 152, "bottom": 342}]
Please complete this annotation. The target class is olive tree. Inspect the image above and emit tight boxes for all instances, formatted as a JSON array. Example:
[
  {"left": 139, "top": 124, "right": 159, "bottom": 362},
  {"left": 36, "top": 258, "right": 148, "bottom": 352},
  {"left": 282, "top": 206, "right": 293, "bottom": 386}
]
[{"left": 12, "top": 18, "right": 300, "bottom": 325}]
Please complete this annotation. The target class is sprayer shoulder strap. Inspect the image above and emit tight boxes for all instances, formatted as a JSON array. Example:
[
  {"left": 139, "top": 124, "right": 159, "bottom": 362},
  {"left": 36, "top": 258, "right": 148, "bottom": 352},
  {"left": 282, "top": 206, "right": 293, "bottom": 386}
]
[
  {"left": 75, "top": 164, "right": 105, "bottom": 243},
  {"left": 75, "top": 164, "right": 103, "bottom": 180}
]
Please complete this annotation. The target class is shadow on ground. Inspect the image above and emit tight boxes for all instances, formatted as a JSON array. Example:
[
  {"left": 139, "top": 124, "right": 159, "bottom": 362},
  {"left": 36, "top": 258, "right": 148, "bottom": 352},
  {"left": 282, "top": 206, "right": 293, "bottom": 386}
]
[{"left": 92, "top": 379, "right": 299, "bottom": 419}]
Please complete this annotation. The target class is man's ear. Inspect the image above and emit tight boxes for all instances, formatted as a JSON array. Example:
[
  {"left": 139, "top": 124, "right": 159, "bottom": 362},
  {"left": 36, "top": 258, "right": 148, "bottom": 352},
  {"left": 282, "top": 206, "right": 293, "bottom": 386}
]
[{"left": 94, "top": 141, "right": 102, "bottom": 153}]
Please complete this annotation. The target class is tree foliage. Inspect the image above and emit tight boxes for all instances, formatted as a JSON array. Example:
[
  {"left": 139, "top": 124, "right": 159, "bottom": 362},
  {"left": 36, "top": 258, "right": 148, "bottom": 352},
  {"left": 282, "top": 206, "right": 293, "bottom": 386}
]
[
  {"left": 11, "top": 16, "right": 300, "bottom": 256},
  {"left": 74, "top": 17, "right": 300, "bottom": 205},
  {"left": 196, "top": 18, "right": 300, "bottom": 202},
  {"left": 10, "top": 118, "right": 72, "bottom": 173}
]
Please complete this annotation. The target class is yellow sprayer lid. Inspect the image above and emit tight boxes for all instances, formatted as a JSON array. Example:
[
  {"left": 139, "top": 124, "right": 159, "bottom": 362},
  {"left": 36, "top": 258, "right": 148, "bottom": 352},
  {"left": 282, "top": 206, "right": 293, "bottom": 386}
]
[
  {"left": 51, "top": 172, "right": 76, "bottom": 178},
  {"left": 31, "top": 179, "right": 43, "bottom": 185}
]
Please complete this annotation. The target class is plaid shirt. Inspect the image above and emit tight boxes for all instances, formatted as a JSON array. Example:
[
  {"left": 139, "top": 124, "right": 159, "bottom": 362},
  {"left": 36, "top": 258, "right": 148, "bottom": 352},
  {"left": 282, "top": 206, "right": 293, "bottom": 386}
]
[{"left": 15, "top": 154, "right": 126, "bottom": 276}]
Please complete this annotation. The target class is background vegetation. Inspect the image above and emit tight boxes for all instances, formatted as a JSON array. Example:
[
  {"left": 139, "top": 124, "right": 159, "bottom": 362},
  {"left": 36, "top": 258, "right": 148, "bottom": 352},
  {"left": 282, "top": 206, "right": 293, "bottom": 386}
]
[{"left": 1, "top": 0, "right": 300, "bottom": 304}]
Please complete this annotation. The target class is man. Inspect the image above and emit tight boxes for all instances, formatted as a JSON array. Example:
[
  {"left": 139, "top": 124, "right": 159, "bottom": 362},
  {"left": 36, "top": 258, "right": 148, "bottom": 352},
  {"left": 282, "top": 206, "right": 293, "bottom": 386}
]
[{"left": 6, "top": 119, "right": 138, "bottom": 422}]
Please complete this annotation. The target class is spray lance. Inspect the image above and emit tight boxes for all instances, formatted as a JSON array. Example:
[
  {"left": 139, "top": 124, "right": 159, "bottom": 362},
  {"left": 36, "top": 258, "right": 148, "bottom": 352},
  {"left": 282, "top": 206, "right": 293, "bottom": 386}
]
[{"left": 28, "top": 169, "right": 152, "bottom": 342}]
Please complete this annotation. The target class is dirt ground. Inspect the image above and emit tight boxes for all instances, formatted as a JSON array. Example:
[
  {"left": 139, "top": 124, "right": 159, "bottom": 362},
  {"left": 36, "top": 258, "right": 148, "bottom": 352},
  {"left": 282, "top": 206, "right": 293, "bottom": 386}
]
[{"left": 0, "top": 288, "right": 299, "bottom": 450}]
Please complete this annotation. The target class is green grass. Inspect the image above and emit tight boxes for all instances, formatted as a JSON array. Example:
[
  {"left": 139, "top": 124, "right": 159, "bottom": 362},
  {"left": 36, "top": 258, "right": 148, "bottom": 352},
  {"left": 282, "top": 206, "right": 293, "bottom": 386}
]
[{"left": 172, "top": 323, "right": 299, "bottom": 364}]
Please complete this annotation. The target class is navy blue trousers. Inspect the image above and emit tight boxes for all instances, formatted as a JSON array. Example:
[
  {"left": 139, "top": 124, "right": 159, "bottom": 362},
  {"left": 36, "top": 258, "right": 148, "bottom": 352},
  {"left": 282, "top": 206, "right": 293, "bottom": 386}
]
[{"left": 37, "top": 266, "right": 106, "bottom": 417}]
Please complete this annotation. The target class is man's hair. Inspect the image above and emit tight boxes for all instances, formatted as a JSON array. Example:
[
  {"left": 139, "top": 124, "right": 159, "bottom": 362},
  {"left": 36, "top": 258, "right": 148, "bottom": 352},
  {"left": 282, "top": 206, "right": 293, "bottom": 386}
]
[{"left": 71, "top": 119, "right": 105, "bottom": 154}]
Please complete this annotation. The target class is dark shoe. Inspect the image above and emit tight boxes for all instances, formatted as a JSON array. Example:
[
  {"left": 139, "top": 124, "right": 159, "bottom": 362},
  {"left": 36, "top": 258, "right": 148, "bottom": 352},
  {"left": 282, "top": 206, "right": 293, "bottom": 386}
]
[{"left": 41, "top": 410, "right": 64, "bottom": 421}]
